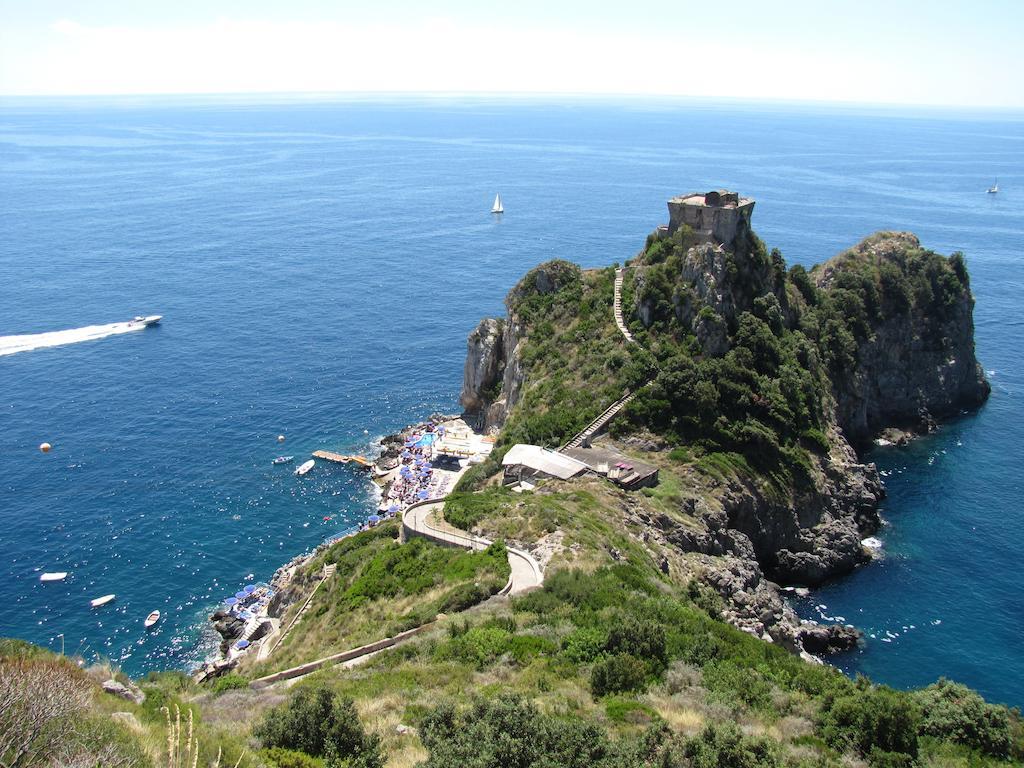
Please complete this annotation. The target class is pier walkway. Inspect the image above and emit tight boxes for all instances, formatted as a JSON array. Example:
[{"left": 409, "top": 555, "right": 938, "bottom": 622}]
[{"left": 312, "top": 450, "right": 372, "bottom": 467}]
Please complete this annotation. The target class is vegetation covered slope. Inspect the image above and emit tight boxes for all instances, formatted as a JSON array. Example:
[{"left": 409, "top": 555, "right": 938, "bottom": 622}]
[
  {"left": 6, "top": 477, "right": 1019, "bottom": 768},
  {"left": 247, "top": 522, "right": 510, "bottom": 675}
]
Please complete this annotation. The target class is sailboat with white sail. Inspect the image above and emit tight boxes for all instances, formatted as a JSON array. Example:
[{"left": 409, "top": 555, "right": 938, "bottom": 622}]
[
  {"left": 491, "top": 193, "right": 504, "bottom": 214},
  {"left": 988, "top": 178, "right": 999, "bottom": 194}
]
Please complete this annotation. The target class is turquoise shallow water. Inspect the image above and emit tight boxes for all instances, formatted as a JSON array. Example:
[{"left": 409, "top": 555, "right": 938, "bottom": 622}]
[{"left": 0, "top": 97, "right": 1021, "bottom": 704}]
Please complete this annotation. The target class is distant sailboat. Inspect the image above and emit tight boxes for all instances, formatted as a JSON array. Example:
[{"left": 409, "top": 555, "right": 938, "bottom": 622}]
[
  {"left": 988, "top": 179, "right": 999, "bottom": 194},
  {"left": 491, "top": 193, "right": 504, "bottom": 214}
]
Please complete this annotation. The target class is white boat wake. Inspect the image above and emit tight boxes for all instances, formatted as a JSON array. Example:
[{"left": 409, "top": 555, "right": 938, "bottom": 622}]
[{"left": 0, "top": 321, "right": 149, "bottom": 357}]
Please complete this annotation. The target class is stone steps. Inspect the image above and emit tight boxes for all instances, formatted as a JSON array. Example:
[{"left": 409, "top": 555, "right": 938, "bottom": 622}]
[
  {"left": 612, "top": 268, "right": 636, "bottom": 344},
  {"left": 562, "top": 391, "right": 637, "bottom": 450}
]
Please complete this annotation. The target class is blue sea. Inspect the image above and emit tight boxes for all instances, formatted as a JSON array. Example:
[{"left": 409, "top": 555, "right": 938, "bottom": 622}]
[{"left": 1, "top": 96, "right": 1021, "bottom": 705}]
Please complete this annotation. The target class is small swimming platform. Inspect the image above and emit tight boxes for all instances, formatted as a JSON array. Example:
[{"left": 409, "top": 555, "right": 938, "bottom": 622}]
[{"left": 312, "top": 450, "right": 373, "bottom": 467}]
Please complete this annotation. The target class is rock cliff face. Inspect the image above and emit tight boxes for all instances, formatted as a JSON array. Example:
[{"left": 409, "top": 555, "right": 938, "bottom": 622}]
[
  {"left": 718, "top": 429, "right": 883, "bottom": 585},
  {"left": 460, "top": 262, "right": 577, "bottom": 430},
  {"left": 458, "top": 315, "right": 524, "bottom": 430},
  {"left": 815, "top": 233, "right": 990, "bottom": 447}
]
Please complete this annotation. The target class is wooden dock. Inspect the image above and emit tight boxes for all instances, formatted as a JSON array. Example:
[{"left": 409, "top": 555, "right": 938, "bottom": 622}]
[{"left": 312, "top": 450, "right": 373, "bottom": 468}]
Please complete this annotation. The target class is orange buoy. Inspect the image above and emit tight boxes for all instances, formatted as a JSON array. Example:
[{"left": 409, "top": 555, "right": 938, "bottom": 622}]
[{"left": 39, "top": 442, "right": 52, "bottom": 453}]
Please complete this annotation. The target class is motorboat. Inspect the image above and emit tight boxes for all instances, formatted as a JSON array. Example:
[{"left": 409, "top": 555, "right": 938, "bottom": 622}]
[
  {"left": 295, "top": 459, "right": 315, "bottom": 476},
  {"left": 272, "top": 455, "right": 294, "bottom": 465},
  {"left": 90, "top": 594, "right": 115, "bottom": 607},
  {"left": 144, "top": 610, "right": 161, "bottom": 628},
  {"left": 131, "top": 315, "right": 162, "bottom": 327},
  {"left": 40, "top": 572, "right": 67, "bottom": 582}
]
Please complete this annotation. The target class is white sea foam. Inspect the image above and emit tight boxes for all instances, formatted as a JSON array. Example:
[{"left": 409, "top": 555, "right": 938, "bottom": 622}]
[{"left": 0, "top": 321, "right": 147, "bottom": 357}]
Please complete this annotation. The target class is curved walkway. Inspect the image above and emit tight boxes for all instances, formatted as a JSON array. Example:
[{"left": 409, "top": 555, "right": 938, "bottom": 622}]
[
  {"left": 403, "top": 500, "right": 543, "bottom": 595},
  {"left": 249, "top": 497, "right": 543, "bottom": 688}
]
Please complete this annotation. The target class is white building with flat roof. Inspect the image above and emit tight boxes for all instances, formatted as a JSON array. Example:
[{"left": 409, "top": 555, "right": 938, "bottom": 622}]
[{"left": 501, "top": 444, "right": 590, "bottom": 482}]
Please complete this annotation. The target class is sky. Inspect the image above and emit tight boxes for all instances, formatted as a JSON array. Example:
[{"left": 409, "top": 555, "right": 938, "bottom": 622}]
[{"left": 1, "top": 0, "right": 1022, "bottom": 107}]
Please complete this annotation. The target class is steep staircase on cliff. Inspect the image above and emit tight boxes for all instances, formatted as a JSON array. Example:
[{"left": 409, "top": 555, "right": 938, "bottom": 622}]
[
  {"left": 265, "top": 563, "right": 337, "bottom": 656},
  {"left": 561, "top": 391, "right": 638, "bottom": 450},
  {"left": 613, "top": 267, "right": 637, "bottom": 344},
  {"left": 558, "top": 267, "right": 646, "bottom": 452}
]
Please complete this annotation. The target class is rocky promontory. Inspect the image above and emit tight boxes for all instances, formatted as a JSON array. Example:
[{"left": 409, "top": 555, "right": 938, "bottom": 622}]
[{"left": 457, "top": 197, "right": 988, "bottom": 657}]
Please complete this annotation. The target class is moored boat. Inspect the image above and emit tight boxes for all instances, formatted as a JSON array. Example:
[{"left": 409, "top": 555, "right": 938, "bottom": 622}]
[
  {"left": 144, "top": 610, "right": 161, "bottom": 628},
  {"left": 40, "top": 571, "right": 67, "bottom": 582},
  {"left": 272, "top": 455, "right": 294, "bottom": 465},
  {"left": 295, "top": 459, "right": 315, "bottom": 476},
  {"left": 90, "top": 594, "right": 115, "bottom": 607}
]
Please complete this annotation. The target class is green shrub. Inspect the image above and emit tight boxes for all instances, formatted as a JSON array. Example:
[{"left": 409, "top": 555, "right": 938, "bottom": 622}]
[
  {"left": 261, "top": 747, "right": 325, "bottom": 768},
  {"left": 254, "top": 681, "right": 383, "bottom": 768},
  {"left": 418, "top": 694, "right": 614, "bottom": 768},
  {"left": 675, "top": 722, "right": 781, "bottom": 768},
  {"left": 866, "top": 748, "right": 914, "bottom": 768},
  {"left": 561, "top": 627, "right": 607, "bottom": 664},
  {"left": 604, "top": 697, "right": 659, "bottom": 725},
  {"left": 702, "top": 661, "right": 773, "bottom": 712},
  {"left": 591, "top": 653, "right": 648, "bottom": 697},
  {"left": 210, "top": 673, "right": 249, "bottom": 695},
  {"left": 436, "top": 627, "right": 513, "bottom": 668},
  {"left": 443, "top": 488, "right": 510, "bottom": 530},
  {"left": 604, "top": 615, "right": 668, "bottom": 674},
  {"left": 915, "top": 678, "right": 1012, "bottom": 757},
  {"left": 818, "top": 685, "right": 921, "bottom": 760}
]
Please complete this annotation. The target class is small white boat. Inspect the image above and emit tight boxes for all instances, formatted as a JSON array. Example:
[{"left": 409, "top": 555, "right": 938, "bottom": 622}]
[
  {"left": 144, "top": 610, "right": 161, "bottom": 628},
  {"left": 40, "top": 572, "right": 68, "bottom": 582},
  {"left": 272, "top": 455, "right": 294, "bottom": 465},
  {"left": 491, "top": 193, "right": 503, "bottom": 214},
  {"left": 131, "top": 315, "right": 162, "bottom": 327},
  {"left": 987, "top": 179, "right": 999, "bottom": 194},
  {"left": 295, "top": 459, "right": 315, "bottom": 476},
  {"left": 90, "top": 594, "right": 115, "bottom": 607}
]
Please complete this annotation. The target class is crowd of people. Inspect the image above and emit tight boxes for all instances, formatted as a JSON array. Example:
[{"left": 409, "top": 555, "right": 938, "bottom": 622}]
[{"left": 380, "top": 425, "right": 454, "bottom": 516}]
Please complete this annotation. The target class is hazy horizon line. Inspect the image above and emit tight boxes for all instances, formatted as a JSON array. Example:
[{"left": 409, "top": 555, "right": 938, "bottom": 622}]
[{"left": 3, "top": 90, "right": 1024, "bottom": 116}]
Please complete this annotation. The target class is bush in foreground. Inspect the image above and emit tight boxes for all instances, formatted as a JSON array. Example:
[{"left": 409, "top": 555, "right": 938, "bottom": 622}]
[
  {"left": 915, "top": 678, "right": 1014, "bottom": 757},
  {"left": 818, "top": 683, "right": 921, "bottom": 761},
  {"left": 254, "top": 681, "right": 382, "bottom": 768},
  {"left": 591, "top": 653, "right": 649, "bottom": 697}
]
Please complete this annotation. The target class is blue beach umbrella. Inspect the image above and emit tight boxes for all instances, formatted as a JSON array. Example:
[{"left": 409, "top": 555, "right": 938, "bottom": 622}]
[
  {"left": 388, "top": 504, "right": 399, "bottom": 514},
  {"left": 235, "top": 639, "right": 250, "bottom": 650},
  {"left": 235, "top": 591, "right": 247, "bottom": 599},
  {"left": 368, "top": 514, "right": 381, "bottom": 524},
  {"left": 224, "top": 597, "right": 238, "bottom": 606},
  {"left": 243, "top": 584, "right": 257, "bottom": 594},
  {"left": 417, "top": 489, "right": 429, "bottom": 499}
]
